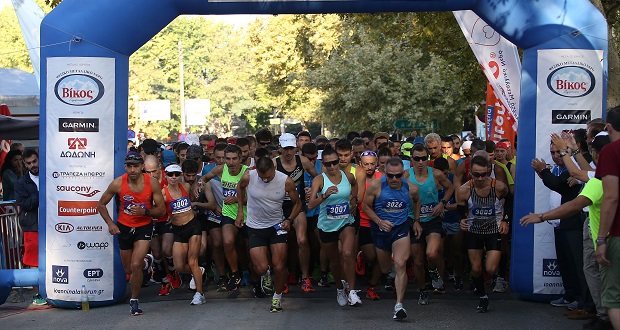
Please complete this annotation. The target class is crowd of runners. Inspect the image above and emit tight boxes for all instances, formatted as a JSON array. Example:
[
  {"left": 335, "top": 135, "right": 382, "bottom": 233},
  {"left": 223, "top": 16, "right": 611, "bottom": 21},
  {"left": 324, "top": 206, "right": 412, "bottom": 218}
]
[{"left": 96, "top": 111, "right": 620, "bottom": 329}]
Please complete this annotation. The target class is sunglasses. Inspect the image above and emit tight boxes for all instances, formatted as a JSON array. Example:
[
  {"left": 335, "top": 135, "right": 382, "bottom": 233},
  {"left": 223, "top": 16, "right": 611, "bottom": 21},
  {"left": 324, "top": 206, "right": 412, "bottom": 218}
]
[
  {"left": 471, "top": 171, "right": 488, "bottom": 178},
  {"left": 361, "top": 151, "right": 377, "bottom": 157},
  {"left": 411, "top": 156, "right": 428, "bottom": 162},
  {"left": 166, "top": 172, "right": 182, "bottom": 177},
  {"left": 126, "top": 154, "right": 143, "bottom": 161},
  {"left": 323, "top": 160, "right": 339, "bottom": 167},
  {"left": 386, "top": 172, "right": 404, "bottom": 179},
  {"left": 258, "top": 141, "right": 271, "bottom": 146}
]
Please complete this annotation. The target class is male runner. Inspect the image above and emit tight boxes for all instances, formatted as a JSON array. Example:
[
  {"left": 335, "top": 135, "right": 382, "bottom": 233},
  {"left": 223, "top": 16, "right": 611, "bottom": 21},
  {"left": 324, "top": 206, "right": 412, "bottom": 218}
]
[
  {"left": 98, "top": 152, "right": 166, "bottom": 316},
  {"left": 236, "top": 157, "right": 302, "bottom": 312},
  {"left": 456, "top": 154, "right": 509, "bottom": 313},
  {"left": 363, "top": 157, "right": 420, "bottom": 320}
]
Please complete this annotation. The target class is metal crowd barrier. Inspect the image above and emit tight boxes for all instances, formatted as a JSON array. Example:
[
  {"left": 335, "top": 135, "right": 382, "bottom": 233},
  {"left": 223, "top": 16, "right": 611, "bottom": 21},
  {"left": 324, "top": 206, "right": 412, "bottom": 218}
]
[{"left": 0, "top": 201, "right": 22, "bottom": 270}]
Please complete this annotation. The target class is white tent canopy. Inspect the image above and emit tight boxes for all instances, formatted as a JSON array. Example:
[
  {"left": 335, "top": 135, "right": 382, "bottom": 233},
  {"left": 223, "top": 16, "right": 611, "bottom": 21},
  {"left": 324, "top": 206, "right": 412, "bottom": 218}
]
[{"left": 0, "top": 68, "right": 39, "bottom": 116}]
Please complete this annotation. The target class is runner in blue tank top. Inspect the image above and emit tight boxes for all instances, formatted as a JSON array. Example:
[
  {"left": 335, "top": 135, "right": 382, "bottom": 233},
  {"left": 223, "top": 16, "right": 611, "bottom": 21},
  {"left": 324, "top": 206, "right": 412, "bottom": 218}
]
[
  {"left": 308, "top": 148, "right": 359, "bottom": 307},
  {"left": 403, "top": 143, "right": 454, "bottom": 302},
  {"left": 363, "top": 157, "right": 420, "bottom": 321}
]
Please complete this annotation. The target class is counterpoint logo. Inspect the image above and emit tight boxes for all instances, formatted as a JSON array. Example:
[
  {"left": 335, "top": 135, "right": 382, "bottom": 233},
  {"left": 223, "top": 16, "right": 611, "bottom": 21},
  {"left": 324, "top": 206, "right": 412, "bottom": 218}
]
[
  {"left": 547, "top": 66, "right": 595, "bottom": 98},
  {"left": 58, "top": 201, "right": 99, "bottom": 216},
  {"left": 54, "top": 74, "right": 104, "bottom": 106}
]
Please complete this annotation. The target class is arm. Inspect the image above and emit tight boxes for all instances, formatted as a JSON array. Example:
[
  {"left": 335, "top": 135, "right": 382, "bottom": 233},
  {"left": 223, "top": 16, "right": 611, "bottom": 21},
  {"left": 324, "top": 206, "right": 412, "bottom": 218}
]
[
  {"left": 574, "top": 153, "right": 594, "bottom": 172},
  {"left": 596, "top": 175, "right": 618, "bottom": 266},
  {"left": 432, "top": 168, "right": 454, "bottom": 217},
  {"left": 201, "top": 165, "right": 222, "bottom": 183},
  {"left": 284, "top": 178, "right": 302, "bottom": 231},
  {"left": 194, "top": 181, "right": 217, "bottom": 212},
  {"left": 301, "top": 155, "right": 318, "bottom": 178},
  {"left": 532, "top": 159, "right": 566, "bottom": 193},
  {"left": 520, "top": 195, "right": 591, "bottom": 226},
  {"left": 345, "top": 171, "right": 358, "bottom": 214},
  {"left": 456, "top": 183, "right": 471, "bottom": 231},
  {"left": 453, "top": 162, "right": 465, "bottom": 200},
  {"left": 409, "top": 182, "right": 422, "bottom": 239},
  {"left": 355, "top": 166, "right": 367, "bottom": 205},
  {"left": 97, "top": 178, "right": 122, "bottom": 235},
  {"left": 448, "top": 157, "right": 457, "bottom": 174},
  {"left": 235, "top": 172, "right": 250, "bottom": 228},
  {"left": 149, "top": 176, "right": 166, "bottom": 218},
  {"left": 561, "top": 153, "right": 591, "bottom": 183},
  {"left": 495, "top": 181, "right": 510, "bottom": 234},
  {"left": 307, "top": 174, "right": 325, "bottom": 210}
]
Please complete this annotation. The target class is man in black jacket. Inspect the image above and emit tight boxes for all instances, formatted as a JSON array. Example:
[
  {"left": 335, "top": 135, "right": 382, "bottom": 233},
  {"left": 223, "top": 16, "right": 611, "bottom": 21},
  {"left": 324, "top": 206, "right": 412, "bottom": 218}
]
[
  {"left": 14, "top": 149, "right": 46, "bottom": 305},
  {"left": 532, "top": 142, "right": 591, "bottom": 314}
]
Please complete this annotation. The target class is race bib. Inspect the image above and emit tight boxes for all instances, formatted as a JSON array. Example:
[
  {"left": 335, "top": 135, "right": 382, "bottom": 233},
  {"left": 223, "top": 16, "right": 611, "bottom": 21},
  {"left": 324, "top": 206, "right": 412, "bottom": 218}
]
[
  {"left": 326, "top": 202, "right": 350, "bottom": 220},
  {"left": 170, "top": 196, "right": 191, "bottom": 214},
  {"left": 420, "top": 203, "right": 437, "bottom": 216},
  {"left": 123, "top": 201, "right": 147, "bottom": 215},
  {"left": 380, "top": 199, "right": 406, "bottom": 213},
  {"left": 223, "top": 188, "right": 236, "bottom": 198},
  {"left": 207, "top": 210, "right": 221, "bottom": 224},
  {"left": 472, "top": 207, "right": 495, "bottom": 217},
  {"left": 274, "top": 222, "right": 287, "bottom": 235}
]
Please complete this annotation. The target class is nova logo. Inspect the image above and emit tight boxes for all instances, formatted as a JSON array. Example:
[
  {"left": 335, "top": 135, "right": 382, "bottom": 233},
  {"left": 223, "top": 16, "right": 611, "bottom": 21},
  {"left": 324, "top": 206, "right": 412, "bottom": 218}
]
[
  {"left": 542, "top": 258, "right": 561, "bottom": 277},
  {"left": 54, "top": 74, "right": 105, "bottom": 106},
  {"left": 52, "top": 265, "right": 69, "bottom": 284},
  {"left": 55, "top": 222, "right": 74, "bottom": 233},
  {"left": 68, "top": 138, "right": 87, "bottom": 150}
]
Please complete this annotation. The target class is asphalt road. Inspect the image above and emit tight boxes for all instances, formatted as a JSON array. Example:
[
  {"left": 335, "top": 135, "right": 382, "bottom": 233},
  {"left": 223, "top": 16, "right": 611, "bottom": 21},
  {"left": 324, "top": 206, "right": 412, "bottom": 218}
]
[{"left": 0, "top": 279, "right": 588, "bottom": 329}]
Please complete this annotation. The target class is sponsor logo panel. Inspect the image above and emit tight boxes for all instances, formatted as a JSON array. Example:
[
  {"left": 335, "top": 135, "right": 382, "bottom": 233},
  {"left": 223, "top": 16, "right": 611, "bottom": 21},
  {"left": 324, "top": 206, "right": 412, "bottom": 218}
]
[
  {"left": 52, "top": 265, "right": 69, "bottom": 284},
  {"left": 58, "top": 201, "right": 99, "bottom": 216},
  {"left": 58, "top": 118, "right": 100, "bottom": 132}
]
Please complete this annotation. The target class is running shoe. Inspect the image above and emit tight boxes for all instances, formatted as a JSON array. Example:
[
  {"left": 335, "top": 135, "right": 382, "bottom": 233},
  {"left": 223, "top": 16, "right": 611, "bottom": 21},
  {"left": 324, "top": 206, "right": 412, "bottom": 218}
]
[
  {"left": 130, "top": 299, "right": 143, "bottom": 316},
  {"left": 216, "top": 278, "right": 228, "bottom": 292},
  {"left": 341, "top": 280, "right": 350, "bottom": 291},
  {"left": 454, "top": 276, "right": 464, "bottom": 291},
  {"left": 356, "top": 251, "right": 366, "bottom": 275},
  {"left": 493, "top": 277, "right": 507, "bottom": 293},
  {"left": 366, "top": 286, "right": 381, "bottom": 300},
  {"left": 287, "top": 273, "right": 298, "bottom": 285},
  {"left": 318, "top": 275, "right": 330, "bottom": 288},
  {"left": 190, "top": 266, "right": 205, "bottom": 290},
  {"left": 348, "top": 290, "right": 362, "bottom": 306},
  {"left": 336, "top": 288, "right": 348, "bottom": 307},
  {"left": 241, "top": 271, "right": 251, "bottom": 287},
  {"left": 270, "top": 298, "right": 283, "bottom": 312},
  {"left": 566, "top": 300, "right": 580, "bottom": 311},
  {"left": 385, "top": 276, "right": 395, "bottom": 293},
  {"left": 227, "top": 273, "right": 241, "bottom": 291},
  {"left": 430, "top": 268, "right": 444, "bottom": 290},
  {"left": 300, "top": 278, "right": 316, "bottom": 293},
  {"left": 550, "top": 298, "right": 571, "bottom": 307},
  {"left": 168, "top": 271, "right": 182, "bottom": 289},
  {"left": 393, "top": 303, "right": 407, "bottom": 320},
  {"left": 190, "top": 292, "right": 206, "bottom": 305},
  {"left": 418, "top": 291, "right": 429, "bottom": 305},
  {"left": 261, "top": 272, "right": 274, "bottom": 295},
  {"left": 253, "top": 282, "right": 266, "bottom": 298},
  {"left": 144, "top": 254, "right": 154, "bottom": 271},
  {"left": 32, "top": 294, "right": 47, "bottom": 306},
  {"left": 477, "top": 296, "right": 489, "bottom": 313},
  {"left": 159, "top": 282, "right": 172, "bottom": 296}
]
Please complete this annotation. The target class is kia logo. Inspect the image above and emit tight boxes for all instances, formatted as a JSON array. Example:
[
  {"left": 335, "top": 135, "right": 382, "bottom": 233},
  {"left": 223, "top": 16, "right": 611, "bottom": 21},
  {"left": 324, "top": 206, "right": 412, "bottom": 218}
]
[{"left": 55, "top": 222, "right": 74, "bottom": 233}]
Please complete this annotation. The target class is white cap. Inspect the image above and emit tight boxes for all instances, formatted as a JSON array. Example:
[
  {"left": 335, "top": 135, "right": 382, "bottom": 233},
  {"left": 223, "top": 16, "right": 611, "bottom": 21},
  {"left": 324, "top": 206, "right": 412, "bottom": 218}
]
[
  {"left": 279, "top": 133, "right": 297, "bottom": 148},
  {"left": 596, "top": 131, "right": 609, "bottom": 137},
  {"left": 461, "top": 140, "right": 473, "bottom": 150},
  {"left": 165, "top": 164, "right": 182, "bottom": 173}
]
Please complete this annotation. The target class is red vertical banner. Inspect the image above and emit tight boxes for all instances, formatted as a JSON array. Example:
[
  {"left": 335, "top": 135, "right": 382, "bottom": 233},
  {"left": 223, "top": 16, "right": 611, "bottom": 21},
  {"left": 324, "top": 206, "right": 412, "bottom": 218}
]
[
  {"left": 485, "top": 84, "right": 516, "bottom": 145},
  {"left": 0, "top": 104, "right": 12, "bottom": 198}
]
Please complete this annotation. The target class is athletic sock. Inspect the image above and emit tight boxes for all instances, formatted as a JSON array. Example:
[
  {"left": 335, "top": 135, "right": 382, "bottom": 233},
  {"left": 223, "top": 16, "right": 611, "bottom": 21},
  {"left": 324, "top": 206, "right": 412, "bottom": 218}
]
[
  {"left": 473, "top": 275, "right": 485, "bottom": 296},
  {"left": 273, "top": 293, "right": 282, "bottom": 300}
]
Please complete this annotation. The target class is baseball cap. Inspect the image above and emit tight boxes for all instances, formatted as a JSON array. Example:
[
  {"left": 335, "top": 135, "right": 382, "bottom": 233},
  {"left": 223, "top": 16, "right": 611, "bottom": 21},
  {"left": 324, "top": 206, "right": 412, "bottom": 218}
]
[
  {"left": 413, "top": 137, "right": 425, "bottom": 145},
  {"left": 124, "top": 151, "right": 144, "bottom": 164},
  {"left": 162, "top": 149, "right": 176, "bottom": 165},
  {"left": 207, "top": 141, "right": 215, "bottom": 150},
  {"left": 141, "top": 138, "right": 159, "bottom": 155},
  {"left": 165, "top": 164, "right": 182, "bottom": 173},
  {"left": 400, "top": 142, "right": 414, "bottom": 157},
  {"left": 374, "top": 132, "right": 390, "bottom": 141},
  {"left": 226, "top": 137, "right": 238, "bottom": 145},
  {"left": 462, "top": 141, "right": 473, "bottom": 150},
  {"left": 186, "top": 145, "right": 203, "bottom": 160},
  {"left": 279, "top": 133, "right": 297, "bottom": 148},
  {"left": 496, "top": 141, "right": 510, "bottom": 150}
]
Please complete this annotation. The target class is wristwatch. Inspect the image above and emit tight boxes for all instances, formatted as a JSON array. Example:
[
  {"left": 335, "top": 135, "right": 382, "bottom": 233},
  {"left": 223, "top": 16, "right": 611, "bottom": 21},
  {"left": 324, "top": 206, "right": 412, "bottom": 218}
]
[
  {"left": 144, "top": 208, "right": 150, "bottom": 216},
  {"left": 559, "top": 149, "right": 568, "bottom": 157},
  {"left": 595, "top": 237, "right": 607, "bottom": 247}
]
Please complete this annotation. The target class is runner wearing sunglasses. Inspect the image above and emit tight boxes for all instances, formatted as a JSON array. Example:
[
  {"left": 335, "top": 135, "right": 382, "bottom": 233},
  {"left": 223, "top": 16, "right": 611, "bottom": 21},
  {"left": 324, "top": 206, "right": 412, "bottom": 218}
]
[
  {"left": 362, "top": 157, "right": 420, "bottom": 320},
  {"left": 456, "top": 152, "right": 509, "bottom": 313}
]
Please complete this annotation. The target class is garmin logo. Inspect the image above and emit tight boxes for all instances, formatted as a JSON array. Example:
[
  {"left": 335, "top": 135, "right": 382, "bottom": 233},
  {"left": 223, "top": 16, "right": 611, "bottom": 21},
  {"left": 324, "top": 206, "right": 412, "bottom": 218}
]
[
  {"left": 551, "top": 110, "right": 591, "bottom": 124},
  {"left": 59, "top": 118, "right": 99, "bottom": 132}
]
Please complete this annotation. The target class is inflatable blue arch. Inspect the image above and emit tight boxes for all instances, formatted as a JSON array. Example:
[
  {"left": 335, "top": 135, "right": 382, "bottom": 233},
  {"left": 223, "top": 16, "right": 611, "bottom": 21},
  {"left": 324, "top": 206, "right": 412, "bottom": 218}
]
[{"left": 0, "top": 0, "right": 608, "bottom": 307}]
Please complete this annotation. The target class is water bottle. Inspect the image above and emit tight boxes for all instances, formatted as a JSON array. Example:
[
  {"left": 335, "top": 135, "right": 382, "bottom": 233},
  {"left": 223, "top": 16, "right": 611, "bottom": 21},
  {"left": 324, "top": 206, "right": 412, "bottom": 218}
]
[{"left": 81, "top": 284, "right": 90, "bottom": 311}]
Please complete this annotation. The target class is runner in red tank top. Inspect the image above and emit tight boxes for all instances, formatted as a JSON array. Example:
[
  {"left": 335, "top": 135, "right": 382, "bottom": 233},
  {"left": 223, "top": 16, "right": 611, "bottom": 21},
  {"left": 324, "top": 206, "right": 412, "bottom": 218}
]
[
  {"left": 355, "top": 151, "right": 384, "bottom": 300},
  {"left": 98, "top": 152, "right": 165, "bottom": 316}
]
